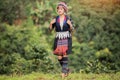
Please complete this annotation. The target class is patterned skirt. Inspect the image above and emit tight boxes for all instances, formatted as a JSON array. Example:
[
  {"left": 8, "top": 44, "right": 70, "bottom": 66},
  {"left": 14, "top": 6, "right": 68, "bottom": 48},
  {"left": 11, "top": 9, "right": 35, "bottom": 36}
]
[{"left": 53, "top": 37, "right": 72, "bottom": 55}]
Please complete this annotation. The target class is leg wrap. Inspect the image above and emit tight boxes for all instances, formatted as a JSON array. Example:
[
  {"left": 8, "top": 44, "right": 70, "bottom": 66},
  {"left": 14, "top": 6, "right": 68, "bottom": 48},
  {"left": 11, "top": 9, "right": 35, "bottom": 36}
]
[
  {"left": 62, "top": 57, "right": 68, "bottom": 73},
  {"left": 58, "top": 59, "right": 63, "bottom": 66}
]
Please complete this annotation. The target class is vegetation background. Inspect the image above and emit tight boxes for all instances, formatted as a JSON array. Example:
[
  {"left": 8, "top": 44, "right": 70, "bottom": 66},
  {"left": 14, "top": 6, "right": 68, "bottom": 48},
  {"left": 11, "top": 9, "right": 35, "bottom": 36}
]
[{"left": 0, "top": 0, "right": 120, "bottom": 80}]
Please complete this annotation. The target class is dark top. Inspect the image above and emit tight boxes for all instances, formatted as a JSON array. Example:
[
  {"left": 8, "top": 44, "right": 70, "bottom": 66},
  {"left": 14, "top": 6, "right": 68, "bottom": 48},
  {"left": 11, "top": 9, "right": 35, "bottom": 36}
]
[{"left": 52, "top": 16, "right": 71, "bottom": 32}]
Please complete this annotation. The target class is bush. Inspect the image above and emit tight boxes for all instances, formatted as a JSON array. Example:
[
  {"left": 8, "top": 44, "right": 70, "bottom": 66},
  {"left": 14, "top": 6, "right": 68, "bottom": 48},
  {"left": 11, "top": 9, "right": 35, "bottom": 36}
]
[
  {"left": 0, "top": 23, "right": 54, "bottom": 74},
  {"left": 69, "top": 0, "right": 120, "bottom": 73}
]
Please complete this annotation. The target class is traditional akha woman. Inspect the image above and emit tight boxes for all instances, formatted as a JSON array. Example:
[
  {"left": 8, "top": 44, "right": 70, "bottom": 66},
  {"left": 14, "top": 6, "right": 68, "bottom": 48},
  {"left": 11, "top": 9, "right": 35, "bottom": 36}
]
[{"left": 49, "top": 2, "right": 74, "bottom": 78}]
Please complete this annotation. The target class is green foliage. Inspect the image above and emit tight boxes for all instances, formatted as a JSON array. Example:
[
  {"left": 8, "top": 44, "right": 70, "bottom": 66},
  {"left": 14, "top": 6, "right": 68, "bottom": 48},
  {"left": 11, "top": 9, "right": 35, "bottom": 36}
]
[
  {"left": 68, "top": 0, "right": 120, "bottom": 73},
  {"left": 0, "top": 0, "right": 120, "bottom": 74},
  {"left": 0, "top": 23, "right": 54, "bottom": 74},
  {"left": 0, "top": 0, "right": 29, "bottom": 24},
  {"left": 30, "top": 0, "right": 53, "bottom": 25}
]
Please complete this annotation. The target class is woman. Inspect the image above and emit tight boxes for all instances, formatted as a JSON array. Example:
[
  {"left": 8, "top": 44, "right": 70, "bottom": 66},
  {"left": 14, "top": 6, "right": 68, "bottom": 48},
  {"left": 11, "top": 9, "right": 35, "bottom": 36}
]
[{"left": 49, "top": 2, "right": 74, "bottom": 78}]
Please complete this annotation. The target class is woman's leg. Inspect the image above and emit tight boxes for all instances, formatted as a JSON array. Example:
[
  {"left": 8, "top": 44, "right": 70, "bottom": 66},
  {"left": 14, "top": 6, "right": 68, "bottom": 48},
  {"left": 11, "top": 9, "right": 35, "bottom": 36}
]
[
  {"left": 61, "top": 54, "right": 69, "bottom": 78},
  {"left": 58, "top": 55, "right": 63, "bottom": 66},
  {"left": 57, "top": 55, "right": 65, "bottom": 78},
  {"left": 57, "top": 55, "right": 69, "bottom": 78}
]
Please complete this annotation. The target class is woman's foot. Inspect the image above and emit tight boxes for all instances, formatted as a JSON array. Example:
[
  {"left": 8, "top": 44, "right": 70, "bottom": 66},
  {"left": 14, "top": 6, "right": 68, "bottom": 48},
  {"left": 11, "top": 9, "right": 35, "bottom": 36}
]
[
  {"left": 61, "top": 73, "right": 65, "bottom": 79},
  {"left": 65, "top": 68, "right": 70, "bottom": 77},
  {"left": 61, "top": 69, "right": 70, "bottom": 78}
]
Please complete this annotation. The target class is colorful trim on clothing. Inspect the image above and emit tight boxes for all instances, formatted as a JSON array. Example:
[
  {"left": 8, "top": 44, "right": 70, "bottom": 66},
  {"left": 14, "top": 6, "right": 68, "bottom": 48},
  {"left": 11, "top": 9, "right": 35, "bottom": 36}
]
[
  {"left": 56, "top": 31, "right": 71, "bottom": 39},
  {"left": 54, "top": 38, "right": 68, "bottom": 55}
]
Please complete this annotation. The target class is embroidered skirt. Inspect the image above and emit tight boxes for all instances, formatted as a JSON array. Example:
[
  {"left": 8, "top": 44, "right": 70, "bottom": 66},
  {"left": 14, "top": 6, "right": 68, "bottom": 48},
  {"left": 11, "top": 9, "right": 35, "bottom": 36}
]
[{"left": 53, "top": 37, "right": 72, "bottom": 55}]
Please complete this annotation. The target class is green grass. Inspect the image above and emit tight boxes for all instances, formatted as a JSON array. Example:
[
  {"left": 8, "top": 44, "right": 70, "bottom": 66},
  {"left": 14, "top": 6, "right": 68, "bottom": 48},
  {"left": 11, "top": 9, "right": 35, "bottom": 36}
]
[{"left": 0, "top": 72, "right": 120, "bottom": 80}]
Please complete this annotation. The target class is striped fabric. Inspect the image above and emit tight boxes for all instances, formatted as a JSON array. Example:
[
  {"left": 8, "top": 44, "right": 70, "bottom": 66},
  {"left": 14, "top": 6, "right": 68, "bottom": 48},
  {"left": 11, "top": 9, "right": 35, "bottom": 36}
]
[
  {"left": 57, "top": 39, "right": 68, "bottom": 46},
  {"left": 54, "top": 39, "right": 68, "bottom": 55}
]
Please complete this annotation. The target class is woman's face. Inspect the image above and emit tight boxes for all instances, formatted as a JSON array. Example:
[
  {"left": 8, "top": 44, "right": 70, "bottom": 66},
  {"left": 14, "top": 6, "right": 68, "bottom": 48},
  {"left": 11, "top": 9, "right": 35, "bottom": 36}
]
[{"left": 57, "top": 5, "right": 65, "bottom": 15}]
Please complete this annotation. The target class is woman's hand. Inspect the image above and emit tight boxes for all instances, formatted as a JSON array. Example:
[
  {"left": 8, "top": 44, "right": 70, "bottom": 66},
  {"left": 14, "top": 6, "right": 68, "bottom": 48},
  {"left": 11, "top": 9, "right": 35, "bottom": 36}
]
[
  {"left": 49, "top": 19, "right": 56, "bottom": 30},
  {"left": 67, "top": 19, "right": 73, "bottom": 30}
]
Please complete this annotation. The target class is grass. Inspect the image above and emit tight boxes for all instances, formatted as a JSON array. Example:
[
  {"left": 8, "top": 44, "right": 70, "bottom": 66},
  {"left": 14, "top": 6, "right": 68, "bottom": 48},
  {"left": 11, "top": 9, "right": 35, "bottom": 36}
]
[{"left": 0, "top": 72, "right": 120, "bottom": 80}]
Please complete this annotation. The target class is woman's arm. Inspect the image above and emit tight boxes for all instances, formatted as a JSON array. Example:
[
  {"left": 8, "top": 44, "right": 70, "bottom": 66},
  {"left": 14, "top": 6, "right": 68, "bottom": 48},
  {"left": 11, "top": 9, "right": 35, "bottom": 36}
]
[
  {"left": 49, "top": 19, "right": 56, "bottom": 31},
  {"left": 67, "top": 19, "right": 74, "bottom": 31}
]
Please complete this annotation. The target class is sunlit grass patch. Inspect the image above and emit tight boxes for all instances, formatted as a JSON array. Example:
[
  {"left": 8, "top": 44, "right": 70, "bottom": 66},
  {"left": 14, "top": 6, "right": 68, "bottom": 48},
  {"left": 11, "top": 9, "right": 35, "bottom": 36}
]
[{"left": 0, "top": 72, "right": 120, "bottom": 80}]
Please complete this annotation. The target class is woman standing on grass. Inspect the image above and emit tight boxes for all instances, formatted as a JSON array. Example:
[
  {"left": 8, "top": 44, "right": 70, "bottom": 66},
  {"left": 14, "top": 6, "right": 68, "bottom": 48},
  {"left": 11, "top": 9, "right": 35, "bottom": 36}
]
[{"left": 49, "top": 1, "right": 74, "bottom": 78}]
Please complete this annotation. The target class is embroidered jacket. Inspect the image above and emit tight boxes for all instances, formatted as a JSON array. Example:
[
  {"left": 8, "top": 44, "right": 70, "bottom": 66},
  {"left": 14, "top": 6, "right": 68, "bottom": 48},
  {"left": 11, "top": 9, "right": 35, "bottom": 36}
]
[{"left": 52, "top": 15, "right": 73, "bottom": 32}]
